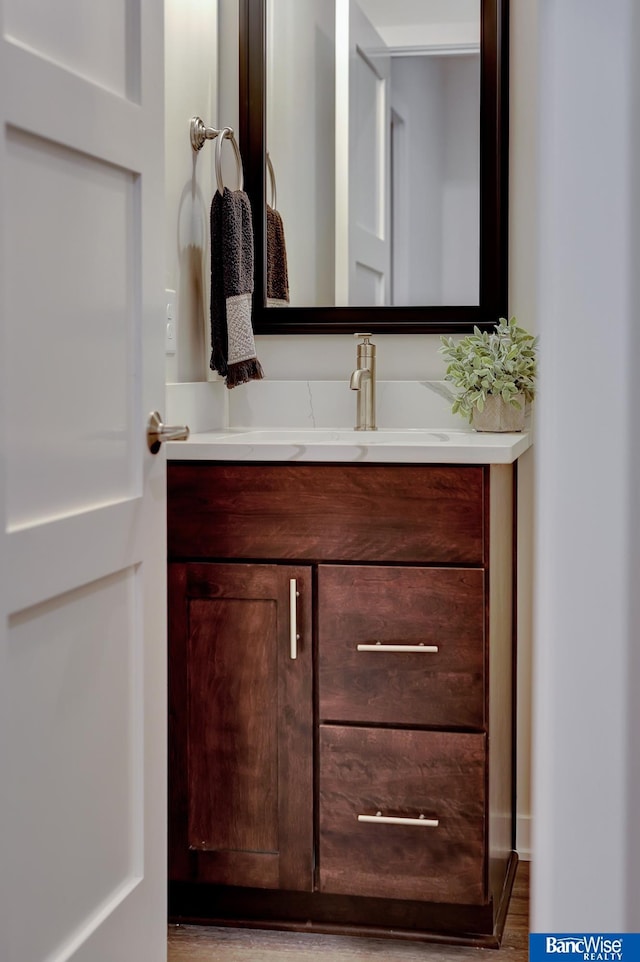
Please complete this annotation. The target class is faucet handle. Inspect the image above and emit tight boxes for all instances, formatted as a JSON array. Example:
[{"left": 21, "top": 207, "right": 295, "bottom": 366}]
[{"left": 354, "top": 332, "right": 375, "bottom": 362}]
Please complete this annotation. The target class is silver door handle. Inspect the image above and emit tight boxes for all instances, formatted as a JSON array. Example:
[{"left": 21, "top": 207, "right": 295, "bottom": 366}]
[
  {"left": 147, "top": 411, "right": 189, "bottom": 453},
  {"left": 290, "top": 578, "right": 300, "bottom": 660}
]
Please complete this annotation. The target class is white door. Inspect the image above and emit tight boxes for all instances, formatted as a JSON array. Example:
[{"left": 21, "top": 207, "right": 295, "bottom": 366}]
[
  {"left": 0, "top": 2, "right": 167, "bottom": 961},
  {"left": 390, "top": 103, "right": 410, "bottom": 305},
  {"left": 335, "top": 0, "right": 390, "bottom": 305}
]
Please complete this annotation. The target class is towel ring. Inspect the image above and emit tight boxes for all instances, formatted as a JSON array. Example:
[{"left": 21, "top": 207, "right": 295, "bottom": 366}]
[
  {"left": 266, "top": 152, "right": 277, "bottom": 210},
  {"left": 215, "top": 127, "right": 244, "bottom": 194}
]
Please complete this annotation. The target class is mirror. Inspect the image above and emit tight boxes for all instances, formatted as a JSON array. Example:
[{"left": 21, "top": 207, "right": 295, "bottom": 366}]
[{"left": 239, "top": 0, "right": 508, "bottom": 334}]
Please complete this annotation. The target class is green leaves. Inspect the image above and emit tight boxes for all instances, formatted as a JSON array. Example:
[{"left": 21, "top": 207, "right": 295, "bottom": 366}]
[{"left": 439, "top": 316, "right": 538, "bottom": 423}]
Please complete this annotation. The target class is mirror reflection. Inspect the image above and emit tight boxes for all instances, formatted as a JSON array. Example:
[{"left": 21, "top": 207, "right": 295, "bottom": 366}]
[{"left": 266, "top": 0, "right": 480, "bottom": 309}]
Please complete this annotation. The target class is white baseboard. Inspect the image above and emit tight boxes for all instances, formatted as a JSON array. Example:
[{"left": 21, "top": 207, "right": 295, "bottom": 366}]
[{"left": 516, "top": 813, "right": 532, "bottom": 861}]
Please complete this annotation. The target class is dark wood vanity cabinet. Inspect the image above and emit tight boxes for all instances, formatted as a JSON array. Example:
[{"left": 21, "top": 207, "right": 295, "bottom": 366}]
[{"left": 168, "top": 462, "right": 517, "bottom": 946}]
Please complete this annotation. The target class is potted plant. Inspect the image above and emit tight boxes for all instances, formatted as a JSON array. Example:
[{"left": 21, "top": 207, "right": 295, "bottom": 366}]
[{"left": 439, "top": 316, "right": 538, "bottom": 432}]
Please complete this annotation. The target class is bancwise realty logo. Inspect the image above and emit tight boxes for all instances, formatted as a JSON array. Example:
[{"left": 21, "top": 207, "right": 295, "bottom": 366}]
[{"left": 530, "top": 934, "right": 640, "bottom": 961}]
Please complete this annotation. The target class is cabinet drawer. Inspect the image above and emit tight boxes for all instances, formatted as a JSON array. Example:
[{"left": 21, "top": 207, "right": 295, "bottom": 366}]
[
  {"left": 318, "top": 726, "right": 486, "bottom": 905},
  {"left": 318, "top": 566, "right": 485, "bottom": 728},
  {"left": 167, "top": 464, "right": 485, "bottom": 564}
]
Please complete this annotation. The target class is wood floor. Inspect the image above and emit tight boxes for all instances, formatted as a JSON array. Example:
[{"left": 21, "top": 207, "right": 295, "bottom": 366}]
[{"left": 167, "top": 862, "right": 529, "bottom": 962}]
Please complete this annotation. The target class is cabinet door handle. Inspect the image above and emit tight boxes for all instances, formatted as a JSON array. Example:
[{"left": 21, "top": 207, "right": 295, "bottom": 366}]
[
  {"left": 356, "top": 643, "right": 439, "bottom": 653},
  {"left": 358, "top": 813, "right": 439, "bottom": 828},
  {"left": 289, "top": 578, "right": 300, "bottom": 660}
]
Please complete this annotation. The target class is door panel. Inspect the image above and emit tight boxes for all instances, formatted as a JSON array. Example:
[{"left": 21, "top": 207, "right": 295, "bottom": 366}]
[
  {"left": 0, "top": 2, "right": 166, "bottom": 959},
  {"left": 169, "top": 563, "right": 314, "bottom": 893},
  {"left": 350, "top": 41, "right": 389, "bottom": 305},
  {"left": 4, "top": 0, "right": 139, "bottom": 100},
  {"left": 7, "top": 570, "right": 143, "bottom": 960},
  {"left": 5, "top": 128, "right": 138, "bottom": 528},
  {"left": 188, "top": 596, "right": 279, "bottom": 854},
  {"left": 335, "top": 0, "right": 390, "bottom": 305}
]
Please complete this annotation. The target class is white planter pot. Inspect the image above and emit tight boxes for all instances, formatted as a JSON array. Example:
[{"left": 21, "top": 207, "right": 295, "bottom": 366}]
[{"left": 471, "top": 394, "right": 525, "bottom": 432}]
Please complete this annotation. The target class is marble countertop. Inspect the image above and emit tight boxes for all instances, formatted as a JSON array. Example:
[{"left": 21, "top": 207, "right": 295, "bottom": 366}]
[{"left": 167, "top": 427, "right": 531, "bottom": 464}]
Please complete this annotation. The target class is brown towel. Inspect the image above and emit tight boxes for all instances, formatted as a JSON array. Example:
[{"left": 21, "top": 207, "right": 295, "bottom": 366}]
[
  {"left": 266, "top": 205, "right": 290, "bottom": 306},
  {"left": 210, "top": 187, "right": 264, "bottom": 388}
]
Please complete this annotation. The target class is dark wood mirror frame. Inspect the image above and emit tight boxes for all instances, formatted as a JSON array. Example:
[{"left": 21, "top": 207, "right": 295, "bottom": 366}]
[{"left": 239, "top": 0, "right": 509, "bottom": 335}]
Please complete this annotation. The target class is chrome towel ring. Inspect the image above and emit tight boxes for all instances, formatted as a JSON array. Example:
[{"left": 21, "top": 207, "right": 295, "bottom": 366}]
[
  {"left": 215, "top": 127, "right": 243, "bottom": 194},
  {"left": 190, "top": 116, "right": 244, "bottom": 194},
  {"left": 266, "top": 152, "right": 277, "bottom": 210}
]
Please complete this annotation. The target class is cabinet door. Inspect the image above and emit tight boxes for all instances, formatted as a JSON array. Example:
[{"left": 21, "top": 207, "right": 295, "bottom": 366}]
[{"left": 169, "top": 563, "right": 313, "bottom": 891}]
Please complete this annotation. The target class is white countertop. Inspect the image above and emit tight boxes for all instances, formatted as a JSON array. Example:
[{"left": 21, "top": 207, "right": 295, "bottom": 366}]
[{"left": 167, "top": 427, "right": 531, "bottom": 464}]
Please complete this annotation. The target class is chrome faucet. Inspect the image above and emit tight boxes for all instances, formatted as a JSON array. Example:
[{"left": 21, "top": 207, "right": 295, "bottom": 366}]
[{"left": 349, "top": 333, "right": 377, "bottom": 431}]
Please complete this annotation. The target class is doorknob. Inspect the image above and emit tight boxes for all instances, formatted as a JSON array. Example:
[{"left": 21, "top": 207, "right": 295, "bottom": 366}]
[{"left": 147, "top": 411, "right": 190, "bottom": 454}]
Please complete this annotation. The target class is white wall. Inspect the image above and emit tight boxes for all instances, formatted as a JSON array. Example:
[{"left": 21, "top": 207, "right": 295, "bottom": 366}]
[
  {"left": 390, "top": 53, "right": 479, "bottom": 306},
  {"left": 164, "top": 0, "right": 222, "bottom": 387},
  {"left": 164, "top": 0, "right": 230, "bottom": 431},
  {"left": 532, "top": 0, "right": 640, "bottom": 929},
  {"left": 391, "top": 56, "right": 444, "bottom": 304},
  {"left": 441, "top": 54, "right": 480, "bottom": 304}
]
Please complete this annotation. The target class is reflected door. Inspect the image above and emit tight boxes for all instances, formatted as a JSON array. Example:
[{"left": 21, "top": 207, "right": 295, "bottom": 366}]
[
  {"left": 0, "top": 3, "right": 166, "bottom": 960},
  {"left": 336, "top": 0, "right": 390, "bottom": 305}
]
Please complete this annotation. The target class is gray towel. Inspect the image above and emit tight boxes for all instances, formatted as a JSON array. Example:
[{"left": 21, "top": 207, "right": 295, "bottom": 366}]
[
  {"left": 210, "top": 187, "right": 264, "bottom": 388},
  {"left": 266, "top": 205, "right": 290, "bottom": 306}
]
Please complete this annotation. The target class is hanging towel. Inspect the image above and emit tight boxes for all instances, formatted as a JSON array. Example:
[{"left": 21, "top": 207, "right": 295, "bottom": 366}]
[
  {"left": 210, "top": 186, "right": 264, "bottom": 388},
  {"left": 266, "top": 204, "right": 290, "bottom": 307}
]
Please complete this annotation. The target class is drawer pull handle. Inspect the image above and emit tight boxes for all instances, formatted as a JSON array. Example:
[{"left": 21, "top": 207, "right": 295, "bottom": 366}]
[
  {"left": 356, "top": 643, "right": 439, "bottom": 653},
  {"left": 289, "top": 578, "right": 300, "bottom": 660},
  {"left": 358, "top": 812, "right": 439, "bottom": 828}
]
